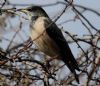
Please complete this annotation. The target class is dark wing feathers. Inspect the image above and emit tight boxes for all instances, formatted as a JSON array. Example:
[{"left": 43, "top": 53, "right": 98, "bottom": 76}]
[{"left": 44, "top": 18, "right": 80, "bottom": 71}]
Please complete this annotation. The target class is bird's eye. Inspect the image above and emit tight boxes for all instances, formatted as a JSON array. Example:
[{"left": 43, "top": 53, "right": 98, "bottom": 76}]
[
  {"left": 28, "top": 8, "right": 32, "bottom": 11},
  {"left": 31, "top": 16, "right": 38, "bottom": 21}
]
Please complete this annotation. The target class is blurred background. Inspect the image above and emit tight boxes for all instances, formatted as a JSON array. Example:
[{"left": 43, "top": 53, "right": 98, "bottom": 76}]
[{"left": 0, "top": 0, "right": 100, "bottom": 86}]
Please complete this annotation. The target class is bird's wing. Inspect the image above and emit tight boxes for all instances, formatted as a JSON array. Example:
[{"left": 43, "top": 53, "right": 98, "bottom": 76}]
[{"left": 44, "top": 18, "right": 79, "bottom": 71}]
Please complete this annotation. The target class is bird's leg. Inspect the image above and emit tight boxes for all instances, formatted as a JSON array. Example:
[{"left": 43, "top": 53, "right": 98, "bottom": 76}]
[
  {"left": 46, "top": 55, "right": 59, "bottom": 63},
  {"left": 45, "top": 55, "right": 60, "bottom": 69}
]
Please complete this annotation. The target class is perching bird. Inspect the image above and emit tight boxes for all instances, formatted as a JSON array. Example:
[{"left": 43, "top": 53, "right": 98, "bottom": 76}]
[{"left": 20, "top": 6, "right": 80, "bottom": 83}]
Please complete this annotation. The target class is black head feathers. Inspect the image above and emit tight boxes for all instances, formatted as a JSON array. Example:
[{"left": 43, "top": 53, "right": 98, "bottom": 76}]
[{"left": 27, "top": 6, "right": 49, "bottom": 17}]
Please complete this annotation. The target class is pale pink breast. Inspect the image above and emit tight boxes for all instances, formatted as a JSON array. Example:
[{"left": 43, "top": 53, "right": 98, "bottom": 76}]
[
  {"left": 29, "top": 17, "right": 60, "bottom": 57},
  {"left": 34, "top": 31, "right": 60, "bottom": 57}
]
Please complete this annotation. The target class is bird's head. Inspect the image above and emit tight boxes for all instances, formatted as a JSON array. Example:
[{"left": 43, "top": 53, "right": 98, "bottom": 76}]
[{"left": 19, "top": 6, "right": 49, "bottom": 21}]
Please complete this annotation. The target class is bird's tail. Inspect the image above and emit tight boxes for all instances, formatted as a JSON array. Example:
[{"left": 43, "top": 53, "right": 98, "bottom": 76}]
[
  {"left": 64, "top": 60, "right": 80, "bottom": 84},
  {"left": 67, "top": 64, "right": 80, "bottom": 83},
  {"left": 73, "top": 70, "right": 80, "bottom": 84}
]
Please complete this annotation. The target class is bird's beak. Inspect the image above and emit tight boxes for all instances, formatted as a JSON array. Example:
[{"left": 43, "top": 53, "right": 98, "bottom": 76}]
[
  {"left": 18, "top": 9, "right": 33, "bottom": 20},
  {"left": 18, "top": 9, "right": 28, "bottom": 14}
]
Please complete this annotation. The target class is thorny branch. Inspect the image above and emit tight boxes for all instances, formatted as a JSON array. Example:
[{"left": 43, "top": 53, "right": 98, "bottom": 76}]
[{"left": 0, "top": 0, "right": 100, "bottom": 86}]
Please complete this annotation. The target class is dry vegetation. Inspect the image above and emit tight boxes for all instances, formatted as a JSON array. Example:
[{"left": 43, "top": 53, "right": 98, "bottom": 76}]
[{"left": 0, "top": 0, "right": 100, "bottom": 86}]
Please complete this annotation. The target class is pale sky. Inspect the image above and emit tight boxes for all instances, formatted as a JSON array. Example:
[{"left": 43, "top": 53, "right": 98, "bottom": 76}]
[{"left": 0, "top": 0, "right": 100, "bottom": 85}]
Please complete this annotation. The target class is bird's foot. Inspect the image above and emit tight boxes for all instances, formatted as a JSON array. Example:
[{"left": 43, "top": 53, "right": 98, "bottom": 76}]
[
  {"left": 46, "top": 55, "right": 59, "bottom": 62},
  {"left": 45, "top": 55, "right": 59, "bottom": 69}
]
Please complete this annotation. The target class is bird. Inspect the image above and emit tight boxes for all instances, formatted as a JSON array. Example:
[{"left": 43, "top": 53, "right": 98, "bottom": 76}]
[{"left": 20, "top": 6, "right": 80, "bottom": 83}]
